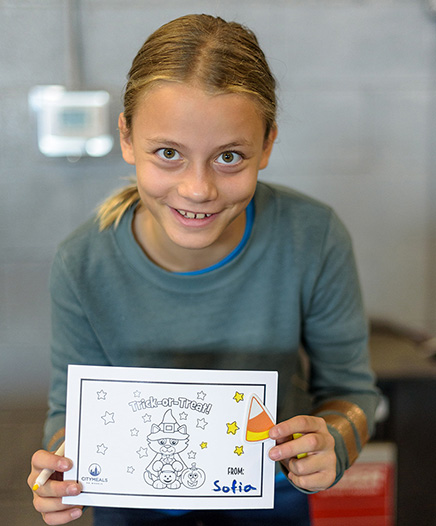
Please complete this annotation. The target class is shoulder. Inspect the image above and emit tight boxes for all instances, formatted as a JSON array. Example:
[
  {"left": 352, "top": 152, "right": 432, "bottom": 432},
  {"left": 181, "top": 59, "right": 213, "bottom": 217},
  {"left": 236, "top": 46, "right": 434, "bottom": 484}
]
[
  {"left": 51, "top": 212, "right": 121, "bottom": 289},
  {"left": 256, "top": 181, "right": 333, "bottom": 216},
  {"left": 57, "top": 215, "right": 108, "bottom": 263},
  {"left": 255, "top": 182, "right": 350, "bottom": 246}
]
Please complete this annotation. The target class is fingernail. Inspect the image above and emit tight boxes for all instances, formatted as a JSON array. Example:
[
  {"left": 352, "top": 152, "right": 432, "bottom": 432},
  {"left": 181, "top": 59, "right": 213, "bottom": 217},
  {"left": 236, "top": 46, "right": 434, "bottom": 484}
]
[
  {"left": 269, "top": 447, "right": 280, "bottom": 461},
  {"left": 66, "top": 484, "right": 80, "bottom": 496},
  {"left": 71, "top": 508, "right": 82, "bottom": 519},
  {"left": 57, "top": 459, "right": 71, "bottom": 471}
]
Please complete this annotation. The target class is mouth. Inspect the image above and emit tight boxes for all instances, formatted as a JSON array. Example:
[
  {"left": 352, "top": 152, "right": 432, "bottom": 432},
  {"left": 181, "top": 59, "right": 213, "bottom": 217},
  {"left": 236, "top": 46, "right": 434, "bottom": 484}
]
[
  {"left": 174, "top": 208, "right": 214, "bottom": 219},
  {"left": 175, "top": 209, "right": 214, "bottom": 220}
]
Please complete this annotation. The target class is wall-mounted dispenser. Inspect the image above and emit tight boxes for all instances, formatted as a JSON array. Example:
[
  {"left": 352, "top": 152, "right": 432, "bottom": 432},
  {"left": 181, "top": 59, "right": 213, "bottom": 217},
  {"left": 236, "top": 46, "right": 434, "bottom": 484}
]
[{"left": 29, "top": 85, "right": 113, "bottom": 158}]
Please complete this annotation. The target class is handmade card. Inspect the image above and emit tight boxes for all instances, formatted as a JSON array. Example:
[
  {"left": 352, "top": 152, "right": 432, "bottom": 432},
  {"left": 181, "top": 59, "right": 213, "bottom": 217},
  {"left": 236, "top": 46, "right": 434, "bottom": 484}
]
[{"left": 63, "top": 365, "right": 278, "bottom": 510}]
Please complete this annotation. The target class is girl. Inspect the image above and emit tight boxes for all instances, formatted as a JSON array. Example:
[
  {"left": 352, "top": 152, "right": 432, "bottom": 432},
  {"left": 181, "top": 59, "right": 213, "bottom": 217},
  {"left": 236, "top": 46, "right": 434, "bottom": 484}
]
[{"left": 28, "top": 14, "right": 378, "bottom": 526}]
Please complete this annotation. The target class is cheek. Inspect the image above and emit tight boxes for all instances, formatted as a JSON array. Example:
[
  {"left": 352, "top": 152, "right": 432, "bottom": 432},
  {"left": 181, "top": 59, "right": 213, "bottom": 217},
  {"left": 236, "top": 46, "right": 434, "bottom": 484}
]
[
  {"left": 136, "top": 167, "right": 173, "bottom": 200},
  {"left": 221, "top": 173, "right": 258, "bottom": 205}
]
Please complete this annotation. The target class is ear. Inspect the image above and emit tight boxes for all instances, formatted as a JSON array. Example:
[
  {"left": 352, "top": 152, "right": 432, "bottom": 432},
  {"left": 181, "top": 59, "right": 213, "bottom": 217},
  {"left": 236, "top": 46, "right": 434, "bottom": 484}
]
[
  {"left": 259, "top": 125, "right": 278, "bottom": 170},
  {"left": 119, "top": 113, "right": 136, "bottom": 165}
]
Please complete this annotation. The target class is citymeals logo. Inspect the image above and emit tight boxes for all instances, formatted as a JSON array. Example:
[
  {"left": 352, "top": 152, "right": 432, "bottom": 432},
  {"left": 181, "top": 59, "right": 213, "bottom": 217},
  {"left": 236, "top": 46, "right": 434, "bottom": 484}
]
[
  {"left": 89, "top": 463, "right": 101, "bottom": 477},
  {"left": 81, "top": 463, "right": 108, "bottom": 484}
]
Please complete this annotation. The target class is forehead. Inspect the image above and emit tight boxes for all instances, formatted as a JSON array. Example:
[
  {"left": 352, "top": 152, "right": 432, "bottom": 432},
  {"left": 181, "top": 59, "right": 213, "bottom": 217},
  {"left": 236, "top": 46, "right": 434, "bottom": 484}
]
[{"left": 131, "top": 82, "right": 266, "bottom": 146}]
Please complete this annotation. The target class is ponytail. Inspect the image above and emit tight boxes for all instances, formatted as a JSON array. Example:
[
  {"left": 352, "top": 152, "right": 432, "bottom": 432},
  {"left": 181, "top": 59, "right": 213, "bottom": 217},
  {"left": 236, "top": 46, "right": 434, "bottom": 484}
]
[{"left": 96, "top": 182, "right": 140, "bottom": 231}]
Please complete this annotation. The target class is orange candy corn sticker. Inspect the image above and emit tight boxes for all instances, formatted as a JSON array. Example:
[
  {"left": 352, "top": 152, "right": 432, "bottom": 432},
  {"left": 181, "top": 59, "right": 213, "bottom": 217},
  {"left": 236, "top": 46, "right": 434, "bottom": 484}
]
[{"left": 245, "top": 395, "right": 275, "bottom": 442}]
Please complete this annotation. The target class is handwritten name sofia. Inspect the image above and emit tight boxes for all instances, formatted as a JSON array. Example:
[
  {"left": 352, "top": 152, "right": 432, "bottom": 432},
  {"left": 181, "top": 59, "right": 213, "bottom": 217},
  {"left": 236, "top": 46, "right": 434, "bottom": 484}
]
[{"left": 213, "top": 479, "right": 257, "bottom": 494}]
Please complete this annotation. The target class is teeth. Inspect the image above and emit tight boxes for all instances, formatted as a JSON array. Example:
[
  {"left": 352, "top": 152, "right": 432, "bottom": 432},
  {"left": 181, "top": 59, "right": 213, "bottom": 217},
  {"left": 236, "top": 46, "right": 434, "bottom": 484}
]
[{"left": 177, "top": 210, "right": 212, "bottom": 219}]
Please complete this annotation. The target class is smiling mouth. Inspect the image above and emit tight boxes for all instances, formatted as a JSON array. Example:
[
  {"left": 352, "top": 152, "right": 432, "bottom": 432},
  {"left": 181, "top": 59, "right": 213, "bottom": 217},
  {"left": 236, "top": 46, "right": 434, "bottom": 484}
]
[{"left": 176, "top": 209, "right": 213, "bottom": 220}]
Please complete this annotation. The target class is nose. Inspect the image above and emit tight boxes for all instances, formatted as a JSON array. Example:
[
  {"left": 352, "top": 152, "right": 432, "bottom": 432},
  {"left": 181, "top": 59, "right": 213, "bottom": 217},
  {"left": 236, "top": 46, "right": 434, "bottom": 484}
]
[{"left": 177, "top": 163, "right": 218, "bottom": 203}]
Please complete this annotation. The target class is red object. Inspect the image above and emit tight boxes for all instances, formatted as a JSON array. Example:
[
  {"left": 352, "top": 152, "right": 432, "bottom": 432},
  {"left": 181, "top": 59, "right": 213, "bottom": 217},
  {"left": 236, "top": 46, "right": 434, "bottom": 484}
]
[{"left": 309, "top": 443, "right": 396, "bottom": 526}]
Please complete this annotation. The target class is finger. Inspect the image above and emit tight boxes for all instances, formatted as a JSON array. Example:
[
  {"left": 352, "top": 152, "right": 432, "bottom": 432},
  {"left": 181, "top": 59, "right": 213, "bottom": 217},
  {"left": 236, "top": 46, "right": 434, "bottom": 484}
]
[
  {"left": 269, "top": 432, "right": 318, "bottom": 461},
  {"left": 269, "top": 415, "right": 326, "bottom": 440},
  {"left": 33, "top": 492, "right": 81, "bottom": 514},
  {"left": 286, "top": 450, "right": 337, "bottom": 491},
  {"left": 40, "top": 507, "right": 83, "bottom": 525},
  {"left": 31, "top": 450, "right": 72, "bottom": 473},
  {"left": 35, "top": 479, "right": 81, "bottom": 499},
  {"left": 287, "top": 467, "right": 336, "bottom": 493},
  {"left": 288, "top": 454, "right": 322, "bottom": 477}
]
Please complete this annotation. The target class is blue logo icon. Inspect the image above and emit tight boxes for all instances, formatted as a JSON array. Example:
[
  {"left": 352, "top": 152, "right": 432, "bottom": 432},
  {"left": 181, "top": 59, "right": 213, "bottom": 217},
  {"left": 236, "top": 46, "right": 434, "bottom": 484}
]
[{"left": 89, "top": 463, "right": 102, "bottom": 477}]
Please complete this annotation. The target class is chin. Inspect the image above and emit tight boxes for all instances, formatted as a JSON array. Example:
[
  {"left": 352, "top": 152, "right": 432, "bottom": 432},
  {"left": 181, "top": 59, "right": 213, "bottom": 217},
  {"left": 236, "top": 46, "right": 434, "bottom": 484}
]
[{"left": 168, "top": 231, "right": 220, "bottom": 252}]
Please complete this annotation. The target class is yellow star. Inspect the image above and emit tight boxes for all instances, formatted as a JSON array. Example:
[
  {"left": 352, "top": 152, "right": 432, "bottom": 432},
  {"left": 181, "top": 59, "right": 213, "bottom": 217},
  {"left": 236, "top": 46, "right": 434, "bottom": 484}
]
[
  {"left": 200, "top": 442, "right": 208, "bottom": 449},
  {"left": 234, "top": 445, "right": 244, "bottom": 456},
  {"left": 226, "top": 421, "right": 239, "bottom": 435},
  {"left": 233, "top": 391, "right": 244, "bottom": 403}
]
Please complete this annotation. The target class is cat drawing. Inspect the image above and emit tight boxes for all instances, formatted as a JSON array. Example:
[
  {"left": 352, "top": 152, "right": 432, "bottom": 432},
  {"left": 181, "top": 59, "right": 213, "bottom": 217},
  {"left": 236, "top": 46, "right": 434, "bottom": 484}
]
[{"left": 143, "top": 409, "right": 189, "bottom": 489}]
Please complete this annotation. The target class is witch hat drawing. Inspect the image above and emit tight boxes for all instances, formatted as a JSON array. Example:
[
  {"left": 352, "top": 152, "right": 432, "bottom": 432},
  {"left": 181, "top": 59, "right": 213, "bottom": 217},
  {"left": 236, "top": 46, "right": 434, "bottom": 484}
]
[{"left": 245, "top": 395, "right": 275, "bottom": 442}]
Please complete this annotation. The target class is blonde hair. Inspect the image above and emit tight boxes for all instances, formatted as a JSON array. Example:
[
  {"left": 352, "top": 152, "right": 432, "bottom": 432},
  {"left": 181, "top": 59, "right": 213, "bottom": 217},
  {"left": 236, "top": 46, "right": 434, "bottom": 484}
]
[
  {"left": 97, "top": 181, "right": 139, "bottom": 230},
  {"left": 98, "top": 14, "right": 277, "bottom": 230}
]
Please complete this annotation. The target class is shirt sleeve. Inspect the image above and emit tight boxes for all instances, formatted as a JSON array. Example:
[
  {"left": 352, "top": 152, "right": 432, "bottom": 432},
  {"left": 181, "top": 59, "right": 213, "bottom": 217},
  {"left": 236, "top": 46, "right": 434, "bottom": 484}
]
[
  {"left": 301, "top": 210, "right": 379, "bottom": 485},
  {"left": 43, "top": 250, "right": 110, "bottom": 450}
]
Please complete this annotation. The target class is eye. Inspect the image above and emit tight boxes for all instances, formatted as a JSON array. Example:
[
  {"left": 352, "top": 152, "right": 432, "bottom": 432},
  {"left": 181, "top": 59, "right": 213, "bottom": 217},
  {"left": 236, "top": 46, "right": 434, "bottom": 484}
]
[
  {"left": 216, "top": 151, "right": 243, "bottom": 165},
  {"left": 156, "top": 148, "right": 181, "bottom": 161},
  {"left": 158, "top": 439, "right": 166, "bottom": 445},
  {"left": 170, "top": 440, "right": 178, "bottom": 446}
]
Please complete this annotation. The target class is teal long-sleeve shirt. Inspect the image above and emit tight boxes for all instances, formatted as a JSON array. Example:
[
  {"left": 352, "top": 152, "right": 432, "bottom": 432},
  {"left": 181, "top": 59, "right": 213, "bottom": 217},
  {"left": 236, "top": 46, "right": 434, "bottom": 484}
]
[{"left": 45, "top": 182, "right": 378, "bottom": 486}]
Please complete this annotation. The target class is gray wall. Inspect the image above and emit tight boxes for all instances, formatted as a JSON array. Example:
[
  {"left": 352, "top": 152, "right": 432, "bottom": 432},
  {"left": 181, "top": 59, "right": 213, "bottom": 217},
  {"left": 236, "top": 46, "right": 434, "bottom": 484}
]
[{"left": 1, "top": 0, "right": 436, "bottom": 408}]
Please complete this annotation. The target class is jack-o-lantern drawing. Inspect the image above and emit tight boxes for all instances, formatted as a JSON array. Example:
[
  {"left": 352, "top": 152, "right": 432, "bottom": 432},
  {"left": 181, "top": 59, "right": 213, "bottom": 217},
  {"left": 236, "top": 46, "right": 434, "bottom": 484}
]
[{"left": 181, "top": 463, "right": 206, "bottom": 489}]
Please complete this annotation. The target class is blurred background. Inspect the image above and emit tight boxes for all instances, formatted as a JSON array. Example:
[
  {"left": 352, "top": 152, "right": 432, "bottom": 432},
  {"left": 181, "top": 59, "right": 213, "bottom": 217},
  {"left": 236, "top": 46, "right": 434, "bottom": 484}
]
[{"left": 1, "top": 0, "right": 435, "bottom": 524}]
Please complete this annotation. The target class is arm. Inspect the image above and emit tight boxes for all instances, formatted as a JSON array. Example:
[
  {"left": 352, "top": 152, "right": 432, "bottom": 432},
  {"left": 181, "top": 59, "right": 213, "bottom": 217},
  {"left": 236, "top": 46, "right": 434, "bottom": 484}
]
[
  {"left": 29, "top": 250, "right": 109, "bottom": 523},
  {"left": 270, "top": 210, "right": 379, "bottom": 492},
  {"left": 44, "top": 250, "right": 111, "bottom": 447}
]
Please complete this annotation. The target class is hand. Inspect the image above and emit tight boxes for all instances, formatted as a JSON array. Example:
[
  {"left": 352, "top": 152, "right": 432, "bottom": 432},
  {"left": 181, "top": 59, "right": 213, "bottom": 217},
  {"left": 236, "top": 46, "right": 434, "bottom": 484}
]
[
  {"left": 28, "top": 449, "right": 83, "bottom": 525},
  {"left": 268, "top": 415, "right": 336, "bottom": 492}
]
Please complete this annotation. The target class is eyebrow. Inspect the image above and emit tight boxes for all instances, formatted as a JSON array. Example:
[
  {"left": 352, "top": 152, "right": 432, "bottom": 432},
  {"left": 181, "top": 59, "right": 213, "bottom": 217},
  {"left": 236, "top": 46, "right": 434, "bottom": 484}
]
[
  {"left": 146, "top": 138, "right": 184, "bottom": 149},
  {"left": 218, "top": 140, "right": 253, "bottom": 150},
  {"left": 146, "top": 137, "right": 253, "bottom": 151}
]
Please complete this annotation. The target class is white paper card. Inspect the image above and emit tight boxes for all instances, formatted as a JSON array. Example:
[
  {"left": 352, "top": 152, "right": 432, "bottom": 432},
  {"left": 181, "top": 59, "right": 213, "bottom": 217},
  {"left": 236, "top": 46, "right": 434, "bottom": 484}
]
[{"left": 63, "top": 365, "right": 278, "bottom": 510}]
